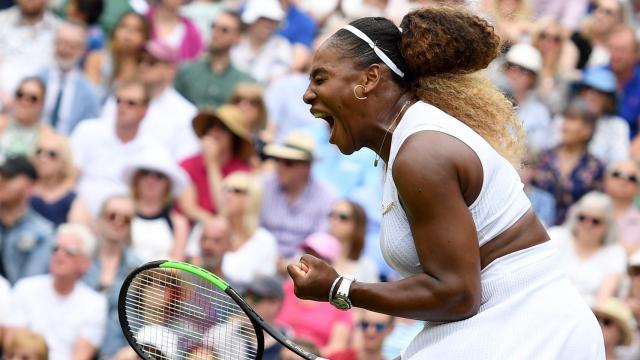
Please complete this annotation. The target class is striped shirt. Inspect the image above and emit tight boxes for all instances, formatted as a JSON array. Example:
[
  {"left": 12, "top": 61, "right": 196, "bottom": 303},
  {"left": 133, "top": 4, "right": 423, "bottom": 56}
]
[{"left": 260, "top": 172, "right": 336, "bottom": 259}]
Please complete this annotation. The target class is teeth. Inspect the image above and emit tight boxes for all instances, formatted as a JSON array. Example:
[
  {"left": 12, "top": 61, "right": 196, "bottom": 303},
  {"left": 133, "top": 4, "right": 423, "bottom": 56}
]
[{"left": 312, "top": 112, "right": 330, "bottom": 119}]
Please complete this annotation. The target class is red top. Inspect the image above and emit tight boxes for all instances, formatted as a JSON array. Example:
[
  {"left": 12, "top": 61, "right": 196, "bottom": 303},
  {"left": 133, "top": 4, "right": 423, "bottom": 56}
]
[{"left": 180, "top": 153, "right": 251, "bottom": 214}]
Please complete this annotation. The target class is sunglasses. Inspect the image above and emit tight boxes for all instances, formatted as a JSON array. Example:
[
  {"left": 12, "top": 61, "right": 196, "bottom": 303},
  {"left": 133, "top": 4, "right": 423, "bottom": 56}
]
[
  {"left": 138, "top": 169, "right": 167, "bottom": 179},
  {"left": 597, "top": 317, "right": 614, "bottom": 327},
  {"left": 35, "top": 147, "right": 59, "bottom": 159},
  {"left": 15, "top": 90, "right": 40, "bottom": 104},
  {"left": 53, "top": 244, "right": 81, "bottom": 257},
  {"left": 506, "top": 63, "right": 536, "bottom": 75},
  {"left": 539, "top": 32, "right": 562, "bottom": 43},
  {"left": 329, "top": 211, "right": 352, "bottom": 222},
  {"left": 116, "top": 96, "right": 146, "bottom": 108},
  {"left": 577, "top": 214, "right": 604, "bottom": 226},
  {"left": 104, "top": 211, "right": 133, "bottom": 225},
  {"left": 225, "top": 186, "right": 248, "bottom": 195},
  {"left": 358, "top": 321, "right": 389, "bottom": 332},
  {"left": 231, "top": 96, "right": 261, "bottom": 107},
  {"left": 610, "top": 170, "right": 638, "bottom": 184}
]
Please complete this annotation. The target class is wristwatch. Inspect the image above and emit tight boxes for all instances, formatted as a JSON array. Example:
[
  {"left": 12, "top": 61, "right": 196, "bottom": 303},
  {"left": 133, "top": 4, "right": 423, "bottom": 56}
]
[{"left": 330, "top": 276, "right": 355, "bottom": 311}]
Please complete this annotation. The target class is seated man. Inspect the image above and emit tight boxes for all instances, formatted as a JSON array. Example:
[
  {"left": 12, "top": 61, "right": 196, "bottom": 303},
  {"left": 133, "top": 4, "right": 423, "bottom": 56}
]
[{"left": 3, "top": 223, "right": 108, "bottom": 360}]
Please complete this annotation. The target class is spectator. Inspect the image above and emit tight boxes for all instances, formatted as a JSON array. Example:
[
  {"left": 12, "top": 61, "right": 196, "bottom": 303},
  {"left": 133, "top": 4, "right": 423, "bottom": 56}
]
[
  {"left": 519, "top": 152, "right": 557, "bottom": 227},
  {"left": 531, "top": 17, "right": 577, "bottom": 114},
  {"left": 3, "top": 223, "right": 108, "bottom": 360},
  {"left": 535, "top": 99, "right": 606, "bottom": 225},
  {"left": 605, "top": 160, "right": 640, "bottom": 254},
  {"left": 0, "top": 77, "right": 53, "bottom": 161},
  {"left": 101, "top": 40, "right": 200, "bottom": 161},
  {"left": 175, "top": 10, "right": 255, "bottom": 109},
  {"left": 30, "top": 132, "right": 91, "bottom": 227},
  {"left": 276, "top": 233, "right": 352, "bottom": 356},
  {"left": 277, "top": 0, "right": 317, "bottom": 72},
  {"left": 82, "top": 195, "right": 143, "bottom": 359},
  {"left": 122, "top": 147, "right": 190, "bottom": 261},
  {"left": 147, "top": 0, "right": 203, "bottom": 61},
  {"left": 3, "top": 329, "right": 48, "bottom": 360},
  {"left": 0, "top": 156, "right": 54, "bottom": 285},
  {"left": 530, "top": 0, "right": 589, "bottom": 32},
  {"left": 179, "top": 105, "right": 253, "bottom": 222},
  {"left": 549, "top": 191, "right": 626, "bottom": 306},
  {"left": 84, "top": 12, "right": 150, "bottom": 98},
  {"left": 220, "top": 172, "right": 278, "bottom": 285},
  {"left": 260, "top": 131, "right": 336, "bottom": 260},
  {"left": 570, "top": 0, "right": 626, "bottom": 70},
  {"left": 70, "top": 79, "right": 153, "bottom": 215},
  {"left": 229, "top": 82, "right": 272, "bottom": 156},
  {"left": 381, "top": 317, "right": 424, "bottom": 360},
  {"left": 231, "top": 0, "right": 293, "bottom": 84},
  {"left": 346, "top": 310, "right": 395, "bottom": 360},
  {"left": 593, "top": 298, "right": 635, "bottom": 360},
  {"left": 626, "top": 251, "right": 640, "bottom": 327},
  {"left": 502, "top": 43, "right": 553, "bottom": 153},
  {"left": 481, "top": 0, "right": 534, "bottom": 48},
  {"left": 328, "top": 199, "right": 379, "bottom": 283},
  {"left": 40, "top": 20, "right": 100, "bottom": 136},
  {"left": 242, "top": 275, "right": 286, "bottom": 360},
  {"left": 0, "top": 274, "right": 9, "bottom": 341},
  {"left": 180, "top": 0, "right": 224, "bottom": 41},
  {"left": 607, "top": 25, "right": 640, "bottom": 139},
  {"left": 0, "top": 0, "right": 60, "bottom": 99},
  {"left": 188, "top": 216, "right": 232, "bottom": 277},
  {"left": 65, "top": 0, "right": 105, "bottom": 52}
]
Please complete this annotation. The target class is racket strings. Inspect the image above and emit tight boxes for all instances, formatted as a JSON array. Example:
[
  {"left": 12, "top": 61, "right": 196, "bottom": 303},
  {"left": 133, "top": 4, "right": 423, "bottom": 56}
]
[{"left": 124, "top": 269, "right": 259, "bottom": 359}]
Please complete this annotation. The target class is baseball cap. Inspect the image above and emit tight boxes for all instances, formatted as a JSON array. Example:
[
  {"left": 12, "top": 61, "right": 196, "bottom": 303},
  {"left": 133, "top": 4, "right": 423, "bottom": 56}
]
[
  {"left": 301, "top": 232, "right": 341, "bottom": 263},
  {"left": 0, "top": 156, "right": 38, "bottom": 181},
  {"left": 242, "top": 0, "right": 285, "bottom": 24},
  {"left": 505, "top": 43, "right": 542, "bottom": 74}
]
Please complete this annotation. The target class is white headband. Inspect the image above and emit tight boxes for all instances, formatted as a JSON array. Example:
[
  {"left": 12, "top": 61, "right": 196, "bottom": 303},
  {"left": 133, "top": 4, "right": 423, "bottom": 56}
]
[{"left": 341, "top": 24, "right": 405, "bottom": 78}]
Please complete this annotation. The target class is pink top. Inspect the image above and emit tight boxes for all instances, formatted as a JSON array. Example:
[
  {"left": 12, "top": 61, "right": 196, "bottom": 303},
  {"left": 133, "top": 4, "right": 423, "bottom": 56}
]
[
  {"left": 276, "top": 281, "right": 353, "bottom": 347},
  {"left": 618, "top": 207, "right": 640, "bottom": 250},
  {"left": 180, "top": 153, "right": 251, "bottom": 214},
  {"left": 147, "top": 7, "right": 203, "bottom": 61}
]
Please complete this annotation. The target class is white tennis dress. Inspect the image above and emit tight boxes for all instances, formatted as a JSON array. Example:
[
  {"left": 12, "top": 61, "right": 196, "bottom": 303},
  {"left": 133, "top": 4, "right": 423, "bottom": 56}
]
[{"left": 380, "top": 101, "right": 605, "bottom": 359}]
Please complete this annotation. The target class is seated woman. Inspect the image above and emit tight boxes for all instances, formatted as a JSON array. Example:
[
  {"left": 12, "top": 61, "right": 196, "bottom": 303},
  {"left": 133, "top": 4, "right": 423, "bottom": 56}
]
[
  {"left": 179, "top": 105, "right": 254, "bottom": 222},
  {"left": 549, "top": 191, "right": 627, "bottom": 306},
  {"left": 276, "top": 233, "right": 353, "bottom": 357},
  {"left": 219, "top": 172, "right": 278, "bottom": 285},
  {"left": 534, "top": 98, "right": 606, "bottom": 225},
  {"left": 328, "top": 199, "right": 379, "bottom": 283},
  {"left": 0, "top": 77, "right": 53, "bottom": 160},
  {"left": 30, "top": 132, "right": 91, "bottom": 227},
  {"left": 122, "top": 147, "right": 190, "bottom": 261},
  {"left": 228, "top": 83, "right": 274, "bottom": 162}
]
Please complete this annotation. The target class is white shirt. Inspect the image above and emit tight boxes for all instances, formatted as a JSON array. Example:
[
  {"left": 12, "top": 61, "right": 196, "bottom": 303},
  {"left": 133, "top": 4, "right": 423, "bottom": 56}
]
[
  {"left": 222, "top": 228, "right": 278, "bottom": 285},
  {"left": 549, "top": 226, "right": 627, "bottom": 306},
  {"left": 3, "top": 275, "right": 107, "bottom": 360},
  {"left": 0, "top": 275, "right": 10, "bottom": 321},
  {"left": 0, "top": 7, "right": 59, "bottom": 95},
  {"left": 70, "top": 118, "right": 152, "bottom": 215},
  {"left": 101, "top": 87, "right": 199, "bottom": 161},
  {"left": 231, "top": 35, "right": 293, "bottom": 84}
]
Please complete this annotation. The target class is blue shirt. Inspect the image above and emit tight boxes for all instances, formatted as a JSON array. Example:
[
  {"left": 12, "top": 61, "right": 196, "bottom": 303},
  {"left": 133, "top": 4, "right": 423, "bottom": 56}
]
[
  {"left": 82, "top": 249, "right": 143, "bottom": 357},
  {"left": 0, "top": 208, "right": 54, "bottom": 285},
  {"left": 276, "top": 5, "right": 317, "bottom": 48},
  {"left": 615, "top": 64, "right": 640, "bottom": 138},
  {"left": 526, "top": 186, "right": 556, "bottom": 228}
]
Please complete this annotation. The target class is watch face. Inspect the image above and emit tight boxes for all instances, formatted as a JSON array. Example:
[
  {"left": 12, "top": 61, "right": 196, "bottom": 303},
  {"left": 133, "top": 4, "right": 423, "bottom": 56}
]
[{"left": 332, "top": 297, "right": 351, "bottom": 311}]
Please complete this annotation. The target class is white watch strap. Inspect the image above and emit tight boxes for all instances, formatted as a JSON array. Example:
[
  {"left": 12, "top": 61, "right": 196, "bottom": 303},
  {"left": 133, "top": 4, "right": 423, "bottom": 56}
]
[
  {"left": 329, "top": 276, "right": 341, "bottom": 302},
  {"left": 336, "top": 276, "right": 354, "bottom": 298}
]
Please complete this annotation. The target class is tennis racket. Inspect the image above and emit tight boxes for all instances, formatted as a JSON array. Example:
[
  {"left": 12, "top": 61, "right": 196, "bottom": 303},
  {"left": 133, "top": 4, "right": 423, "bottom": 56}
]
[{"left": 118, "top": 260, "right": 327, "bottom": 360}]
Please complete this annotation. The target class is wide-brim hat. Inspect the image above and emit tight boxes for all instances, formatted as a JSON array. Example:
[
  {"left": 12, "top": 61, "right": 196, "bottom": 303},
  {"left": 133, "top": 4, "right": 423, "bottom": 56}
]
[
  {"left": 505, "top": 43, "right": 542, "bottom": 75},
  {"left": 192, "top": 105, "right": 255, "bottom": 161},
  {"left": 263, "top": 130, "right": 315, "bottom": 162},
  {"left": 121, "top": 146, "right": 188, "bottom": 197},
  {"left": 593, "top": 298, "right": 634, "bottom": 346}
]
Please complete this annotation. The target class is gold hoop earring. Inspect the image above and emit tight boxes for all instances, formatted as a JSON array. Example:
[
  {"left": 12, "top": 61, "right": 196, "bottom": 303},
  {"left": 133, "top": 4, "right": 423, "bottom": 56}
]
[{"left": 353, "top": 84, "right": 367, "bottom": 100}]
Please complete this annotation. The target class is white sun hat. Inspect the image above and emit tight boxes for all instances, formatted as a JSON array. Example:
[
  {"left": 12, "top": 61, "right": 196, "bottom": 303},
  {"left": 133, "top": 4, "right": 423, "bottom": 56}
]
[
  {"left": 505, "top": 43, "right": 543, "bottom": 74},
  {"left": 121, "top": 146, "right": 188, "bottom": 198},
  {"left": 241, "top": 0, "right": 285, "bottom": 24}
]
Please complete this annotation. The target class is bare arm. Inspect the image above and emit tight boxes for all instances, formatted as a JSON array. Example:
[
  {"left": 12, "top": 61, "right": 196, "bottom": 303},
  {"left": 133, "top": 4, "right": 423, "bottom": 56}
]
[
  {"left": 169, "top": 210, "right": 190, "bottom": 261},
  {"left": 596, "top": 273, "right": 622, "bottom": 305},
  {"left": 177, "top": 185, "right": 214, "bottom": 223},
  {"left": 84, "top": 51, "right": 103, "bottom": 86},
  {"left": 320, "top": 322, "right": 351, "bottom": 356},
  {"left": 289, "top": 132, "right": 483, "bottom": 321},
  {"left": 72, "top": 337, "right": 97, "bottom": 360}
]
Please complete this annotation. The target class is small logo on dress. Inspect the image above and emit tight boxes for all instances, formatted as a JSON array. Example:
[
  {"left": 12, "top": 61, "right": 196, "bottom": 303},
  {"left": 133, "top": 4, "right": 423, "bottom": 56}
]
[{"left": 381, "top": 201, "right": 395, "bottom": 215}]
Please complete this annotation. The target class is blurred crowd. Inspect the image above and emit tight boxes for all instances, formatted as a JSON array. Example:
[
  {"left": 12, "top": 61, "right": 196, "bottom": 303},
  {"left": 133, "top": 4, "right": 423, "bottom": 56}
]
[{"left": 0, "top": 0, "right": 640, "bottom": 359}]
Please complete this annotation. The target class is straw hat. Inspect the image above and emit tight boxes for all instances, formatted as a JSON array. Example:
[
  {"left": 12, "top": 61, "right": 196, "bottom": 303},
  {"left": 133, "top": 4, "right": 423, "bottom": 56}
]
[
  {"left": 192, "top": 105, "right": 255, "bottom": 161},
  {"left": 593, "top": 298, "right": 634, "bottom": 346},
  {"left": 121, "top": 146, "right": 188, "bottom": 197},
  {"left": 263, "top": 131, "right": 315, "bottom": 162}
]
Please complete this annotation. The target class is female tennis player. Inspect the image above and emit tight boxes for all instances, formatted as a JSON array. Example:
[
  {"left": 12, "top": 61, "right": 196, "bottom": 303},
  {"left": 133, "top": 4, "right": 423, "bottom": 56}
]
[{"left": 288, "top": 6, "right": 604, "bottom": 359}]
